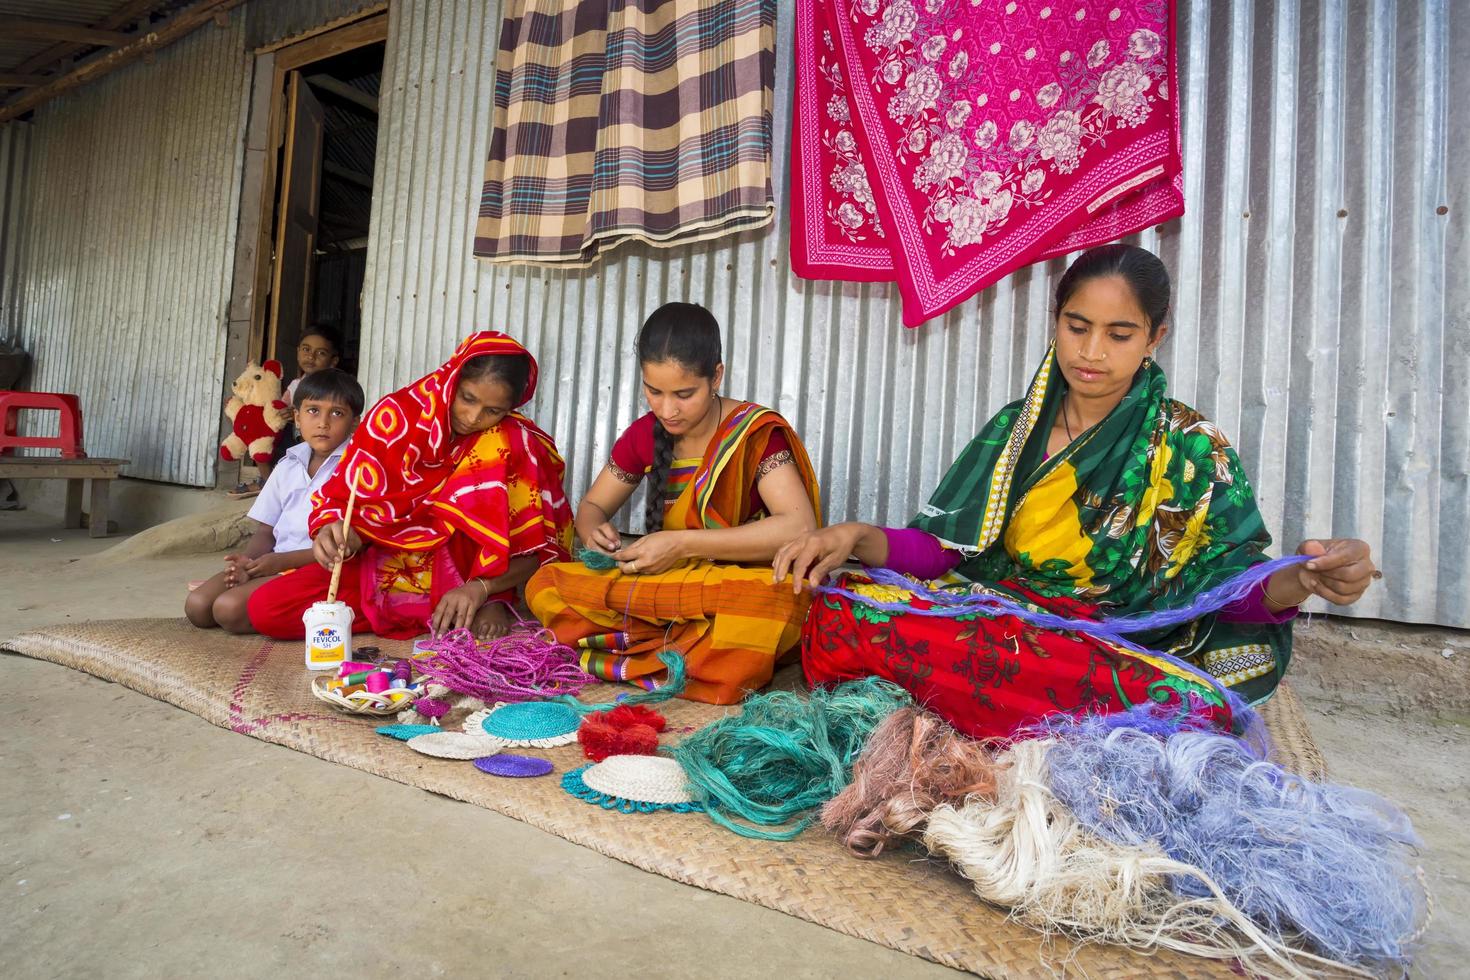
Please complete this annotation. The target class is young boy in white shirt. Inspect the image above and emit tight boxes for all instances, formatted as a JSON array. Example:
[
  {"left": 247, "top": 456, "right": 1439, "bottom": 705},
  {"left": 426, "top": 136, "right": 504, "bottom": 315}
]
[{"left": 188, "top": 368, "right": 363, "bottom": 632}]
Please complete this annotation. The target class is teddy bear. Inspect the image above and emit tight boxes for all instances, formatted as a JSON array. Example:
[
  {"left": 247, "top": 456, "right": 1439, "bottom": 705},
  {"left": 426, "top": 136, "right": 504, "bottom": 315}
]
[{"left": 220, "top": 360, "right": 291, "bottom": 464}]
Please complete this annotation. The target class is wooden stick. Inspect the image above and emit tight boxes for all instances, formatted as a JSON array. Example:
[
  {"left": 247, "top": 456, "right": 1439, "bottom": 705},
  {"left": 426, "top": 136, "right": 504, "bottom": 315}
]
[{"left": 325, "top": 467, "right": 360, "bottom": 604}]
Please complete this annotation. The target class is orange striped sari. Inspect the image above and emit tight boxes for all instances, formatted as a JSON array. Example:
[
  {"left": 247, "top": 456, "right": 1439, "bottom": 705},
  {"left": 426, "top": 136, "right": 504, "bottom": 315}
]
[{"left": 526, "top": 403, "right": 822, "bottom": 704}]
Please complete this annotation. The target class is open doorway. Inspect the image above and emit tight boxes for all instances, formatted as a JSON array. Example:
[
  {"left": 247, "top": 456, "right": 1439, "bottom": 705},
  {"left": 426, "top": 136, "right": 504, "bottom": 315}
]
[{"left": 253, "top": 16, "right": 387, "bottom": 378}]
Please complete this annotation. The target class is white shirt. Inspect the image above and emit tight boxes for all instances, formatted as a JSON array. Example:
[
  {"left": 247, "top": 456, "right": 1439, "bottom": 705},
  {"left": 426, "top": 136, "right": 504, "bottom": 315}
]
[{"left": 247, "top": 441, "right": 343, "bottom": 553}]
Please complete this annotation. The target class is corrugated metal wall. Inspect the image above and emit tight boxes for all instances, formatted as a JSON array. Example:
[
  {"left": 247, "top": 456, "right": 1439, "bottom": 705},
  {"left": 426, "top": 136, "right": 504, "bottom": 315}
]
[
  {"left": 0, "top": 122, "right": 30, "bottom": 348},
  {"left": 245, "top": 0, "right": 385, "bottom": 50},
  {"left": 357, "top": 0, "right": 1467, "bottom": 627},
  {"left": 0, "top": 13, "right": 251, "bottom": 486}
]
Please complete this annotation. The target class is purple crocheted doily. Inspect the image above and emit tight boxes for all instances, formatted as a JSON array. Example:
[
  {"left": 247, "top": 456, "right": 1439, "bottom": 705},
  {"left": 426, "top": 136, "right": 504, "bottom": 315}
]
[{"left": 474, "top": 754, "right": 554, "bottom": 778}]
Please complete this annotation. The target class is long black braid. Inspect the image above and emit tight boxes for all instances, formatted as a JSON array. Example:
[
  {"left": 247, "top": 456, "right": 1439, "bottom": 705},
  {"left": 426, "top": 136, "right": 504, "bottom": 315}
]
[
  {"left": 645, "top": 421, "right": 676, "bottom": 534},
  {"left": 637, "top": 302, "right": 723, "bottom": 534}
]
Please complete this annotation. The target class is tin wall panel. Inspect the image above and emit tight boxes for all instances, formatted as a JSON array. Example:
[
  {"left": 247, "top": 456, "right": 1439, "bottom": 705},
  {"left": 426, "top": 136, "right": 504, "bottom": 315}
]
[
  {"left": 244, "top": 0, "right": 385, "bottom": 49},
  {"left": 0, "top": 122, "right": 30, "bottom": 348},
  {"left": 351, "top": 0, "right": 1466, "bottom": 627},
  {"left": 0, "top": 12, "right": 251, "bottom": 486}
]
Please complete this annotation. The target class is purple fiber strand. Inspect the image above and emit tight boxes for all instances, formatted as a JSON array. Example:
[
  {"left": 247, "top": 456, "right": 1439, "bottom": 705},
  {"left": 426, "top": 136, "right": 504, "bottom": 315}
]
[
  {"left": 415, "top": 624, "right": 596, "bottom": 702},
  {"left": 820, "top": 555, "right": 1307, "bottom": 643},
  {"left": 816, "top": 555, "right": 1310, "bottom": 741}
]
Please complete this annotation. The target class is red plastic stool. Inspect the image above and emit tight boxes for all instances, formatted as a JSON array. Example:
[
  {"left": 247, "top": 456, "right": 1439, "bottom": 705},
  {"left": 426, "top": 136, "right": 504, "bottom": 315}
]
[{"left": 0, "top": 391, "right": 86, "bottom": 458}]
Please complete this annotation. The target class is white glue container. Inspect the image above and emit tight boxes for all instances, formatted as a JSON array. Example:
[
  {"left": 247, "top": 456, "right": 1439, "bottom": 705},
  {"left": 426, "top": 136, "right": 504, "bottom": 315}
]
[{"left": 303, "top": 600, "right": 353, "bottom": 670}]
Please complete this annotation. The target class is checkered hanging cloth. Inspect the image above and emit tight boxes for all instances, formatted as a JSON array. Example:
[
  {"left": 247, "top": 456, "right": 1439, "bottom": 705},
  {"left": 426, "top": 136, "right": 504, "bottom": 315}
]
[{"left": 474, "top": 0, "right": 776, "bottom": 267}]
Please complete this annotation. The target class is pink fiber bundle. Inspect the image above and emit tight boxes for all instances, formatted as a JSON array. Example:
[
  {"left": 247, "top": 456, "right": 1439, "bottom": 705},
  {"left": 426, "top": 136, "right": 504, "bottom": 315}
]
[
  {"left": 415, "top": 625, "right": 596, "bottom": 702},
  {"left": 822, "top": 707, "right": 999, "bottom": 858}
]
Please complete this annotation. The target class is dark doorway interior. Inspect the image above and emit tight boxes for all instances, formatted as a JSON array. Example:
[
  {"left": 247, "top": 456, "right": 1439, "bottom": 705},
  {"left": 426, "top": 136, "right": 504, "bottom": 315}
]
[{"left": 264, "top": 41, "right": 383, "bottom": 375}]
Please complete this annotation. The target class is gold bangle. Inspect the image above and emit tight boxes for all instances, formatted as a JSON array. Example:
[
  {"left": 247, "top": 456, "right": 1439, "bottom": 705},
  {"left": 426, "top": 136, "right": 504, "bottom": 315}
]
[
  {"left": 1262, "top": 579, "right": 1303, "bottom": 609},
  {"left": 477, "top": 578, "right": 490, "bottom": 599}
]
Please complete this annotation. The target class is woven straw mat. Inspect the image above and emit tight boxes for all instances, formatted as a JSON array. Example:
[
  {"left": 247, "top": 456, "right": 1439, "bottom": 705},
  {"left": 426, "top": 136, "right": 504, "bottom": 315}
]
[{"left": 4, "top": 618, "right": 1328, "bottom": 979}]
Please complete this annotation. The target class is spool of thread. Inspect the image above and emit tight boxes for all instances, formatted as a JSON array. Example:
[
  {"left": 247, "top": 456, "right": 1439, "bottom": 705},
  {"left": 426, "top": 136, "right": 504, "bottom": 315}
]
[
  {"left": 364, "top": 671, "right": 391, "bottom": 694},
  {"left": 390, "top": 678, "right": 408, "bottom": 690},
  {"left": 335, "top": 683, "right": 367, "bottom": 697},
  {"left": 336, "top": 669, "right": 379, "bottom": 685},
  {"left": 339, "top": 661, "right": 378, "bottom": 676},
  {"left": 393, "top": 660, "right": 412, "bottom": 682}
]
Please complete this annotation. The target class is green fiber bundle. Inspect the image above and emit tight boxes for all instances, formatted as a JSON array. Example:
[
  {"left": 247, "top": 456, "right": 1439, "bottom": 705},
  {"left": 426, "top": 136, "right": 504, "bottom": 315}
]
[
  {"left": 576, "top": 546, "right": 619, "bottom": 571},
  {"left": 671, "top": 678, "right": 912, "bottom": 840}
]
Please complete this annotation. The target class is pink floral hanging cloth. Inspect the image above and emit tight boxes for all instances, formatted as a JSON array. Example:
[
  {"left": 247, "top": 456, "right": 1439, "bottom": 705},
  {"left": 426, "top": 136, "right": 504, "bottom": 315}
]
[{"left": 792, "top": 0, "right": 1183, "bottom": 326}]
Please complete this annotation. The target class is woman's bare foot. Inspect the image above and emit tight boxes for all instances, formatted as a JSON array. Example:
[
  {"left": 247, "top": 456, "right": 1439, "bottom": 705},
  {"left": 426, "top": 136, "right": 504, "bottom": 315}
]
[{"left": 471, "top": 602, "right": 516, "bottom": 640}]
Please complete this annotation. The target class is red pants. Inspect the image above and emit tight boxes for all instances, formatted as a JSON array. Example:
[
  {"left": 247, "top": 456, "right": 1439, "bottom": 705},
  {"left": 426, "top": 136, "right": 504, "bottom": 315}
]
[{"left": 247, "top": 561, "right": 372, "bottom": 639}]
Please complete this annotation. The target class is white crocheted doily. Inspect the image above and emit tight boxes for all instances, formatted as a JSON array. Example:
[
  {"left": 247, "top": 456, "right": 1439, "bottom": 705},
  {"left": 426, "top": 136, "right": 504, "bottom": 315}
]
[
  {"left": 405, "top": 730, "right": 504, "bottom": 760},
  {"left": 580, "top": 755, "right": 698, "bottom": 806}
]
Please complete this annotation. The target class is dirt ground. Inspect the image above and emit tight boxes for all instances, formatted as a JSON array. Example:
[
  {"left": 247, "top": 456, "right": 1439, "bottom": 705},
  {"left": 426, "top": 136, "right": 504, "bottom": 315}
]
[{"left": 2, "top": 508, "right": 1466, "bottom": 978}]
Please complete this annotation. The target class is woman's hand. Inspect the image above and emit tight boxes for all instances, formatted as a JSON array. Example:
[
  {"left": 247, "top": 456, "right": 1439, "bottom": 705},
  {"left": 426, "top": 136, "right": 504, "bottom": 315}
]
[
  {"left": 580, "top": 520, "right": 622, "bottom": 554},
  {"left": 1292, "top": 538, "right": 1378, "bottom": 606},
  {"left": 1269, "top": 539, "right": 1379, "bottom": 609},
  {"left": 431, "top": 583, "right": 485, "bottom": 635},
  {"left": 312, "top": 521, "right": 363, "bottom": 569},
  {"left": 771, "top": 523, "right": 870, "bottom": 593},
  {"left": 613, "top": 531, "right": 688, "bottom": 576}
]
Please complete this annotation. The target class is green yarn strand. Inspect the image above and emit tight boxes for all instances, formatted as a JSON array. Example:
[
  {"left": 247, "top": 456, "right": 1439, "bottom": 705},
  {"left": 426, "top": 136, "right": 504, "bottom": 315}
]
[{"left": 671, "top": 678, "right": 912, "bottom": 841}]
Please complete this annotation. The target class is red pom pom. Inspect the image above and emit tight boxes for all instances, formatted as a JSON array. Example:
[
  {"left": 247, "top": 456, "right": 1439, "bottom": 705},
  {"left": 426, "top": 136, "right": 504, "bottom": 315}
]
[
  {"left": 577, "top": 704, "right": 667, "bottom": 761},
  {"left": 604, "top": 703, "right": 667, "bottom": 733},
  {"left": 577, "top": 715, "right": 624, "bottom": 762},
  {"left": 616, "top": 723, "right": 660, "bottom": 756}
]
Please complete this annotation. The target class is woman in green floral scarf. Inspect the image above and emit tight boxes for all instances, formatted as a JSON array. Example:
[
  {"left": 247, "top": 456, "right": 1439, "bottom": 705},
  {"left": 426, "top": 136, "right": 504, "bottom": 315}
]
[{"left": 775, "top": 245, "right": 1379, "bottom": 738}]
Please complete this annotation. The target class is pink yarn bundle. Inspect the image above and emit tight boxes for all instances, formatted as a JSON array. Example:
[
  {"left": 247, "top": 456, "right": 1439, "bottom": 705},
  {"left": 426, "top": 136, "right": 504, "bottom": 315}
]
[
  {"left": 821, "top": 707, "right": 998, "bottom": 858},
  {"left": 415, "top": 625, "right": 596, "bottom": 702}
]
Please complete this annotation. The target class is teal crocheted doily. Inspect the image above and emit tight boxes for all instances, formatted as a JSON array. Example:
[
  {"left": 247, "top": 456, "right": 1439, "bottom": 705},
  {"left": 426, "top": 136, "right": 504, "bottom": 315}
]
[{"left": 481, "top": 701, "right": 581, "bottom": 742}]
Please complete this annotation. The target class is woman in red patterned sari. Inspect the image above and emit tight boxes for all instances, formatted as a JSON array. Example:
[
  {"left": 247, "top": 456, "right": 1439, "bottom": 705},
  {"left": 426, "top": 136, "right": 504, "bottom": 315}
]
[{"left": 248, "top": 332, "right": 572, "bottom": 641}]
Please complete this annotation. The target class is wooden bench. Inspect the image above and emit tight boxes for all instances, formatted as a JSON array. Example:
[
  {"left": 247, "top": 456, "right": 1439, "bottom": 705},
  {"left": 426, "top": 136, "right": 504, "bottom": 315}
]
[{"left": 0, "top": 457, "right": 129, "bottom": 538}]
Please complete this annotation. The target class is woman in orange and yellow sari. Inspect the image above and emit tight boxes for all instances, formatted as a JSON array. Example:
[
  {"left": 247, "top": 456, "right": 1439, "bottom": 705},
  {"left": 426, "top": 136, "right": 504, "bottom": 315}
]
[{"left": 526, "top": 303, "right": 822, "bottom": 704}]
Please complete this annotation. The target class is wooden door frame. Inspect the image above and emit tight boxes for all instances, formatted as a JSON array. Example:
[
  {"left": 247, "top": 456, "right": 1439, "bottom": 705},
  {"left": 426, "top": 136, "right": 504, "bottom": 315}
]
[
  {"left": 244, "top": 11, "right": 388, "bottom": 371},
  {"left": 218, "top": 8, "right": 387, "bottom": 489}
]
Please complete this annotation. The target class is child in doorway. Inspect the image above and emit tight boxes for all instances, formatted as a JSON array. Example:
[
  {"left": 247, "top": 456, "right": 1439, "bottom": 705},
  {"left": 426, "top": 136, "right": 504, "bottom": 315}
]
[
  {"left": 234, "top": 327, "right": 346, "bottom": 496},
  {"left": 285, "top": 326, "right": 342, "bottom": 407},
  {"left": 274, "top": 326, "right": 344, "bottom": 457},
  {"left": 188, "top": 368, "right": 364, "bottom": 632}
]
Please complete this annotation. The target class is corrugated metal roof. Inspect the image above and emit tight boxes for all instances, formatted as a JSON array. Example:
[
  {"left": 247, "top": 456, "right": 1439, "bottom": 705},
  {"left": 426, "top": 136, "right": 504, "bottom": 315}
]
[
  {"left": 0, "top": 2, "right": 190, "bottom": 114},
  {"left": 0, "top": 9, "right": 250, "bottom": 486},
  {"left": 0, "top": 1, "right": 129, "bottom": 21},
  {"left": 356, "top": 0, "right": 1468, "bottom": 628}
]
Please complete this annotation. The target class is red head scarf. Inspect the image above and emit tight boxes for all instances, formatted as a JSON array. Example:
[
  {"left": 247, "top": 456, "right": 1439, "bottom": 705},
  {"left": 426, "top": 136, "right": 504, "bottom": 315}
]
[{"left": 309, "top": 332, "right": 568, "bottom": 572}]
